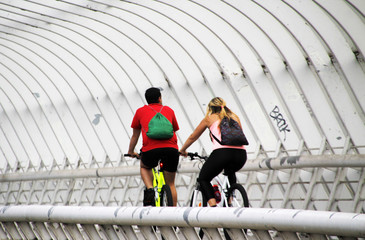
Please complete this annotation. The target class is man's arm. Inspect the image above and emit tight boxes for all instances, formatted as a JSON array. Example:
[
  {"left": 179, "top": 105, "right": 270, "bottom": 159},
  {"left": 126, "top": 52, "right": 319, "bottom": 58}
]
[{"left": 128, "top": 128, "right": 141, "bottom": 157}]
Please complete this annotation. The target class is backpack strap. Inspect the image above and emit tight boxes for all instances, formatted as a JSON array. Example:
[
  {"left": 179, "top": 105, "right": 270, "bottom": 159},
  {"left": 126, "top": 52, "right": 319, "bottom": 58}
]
[
  {"left": 147, "top": 105, "right": 164, "bottom": 113},
  {"left": 209, "top": 129, "right": 223, "bottom": 145}
]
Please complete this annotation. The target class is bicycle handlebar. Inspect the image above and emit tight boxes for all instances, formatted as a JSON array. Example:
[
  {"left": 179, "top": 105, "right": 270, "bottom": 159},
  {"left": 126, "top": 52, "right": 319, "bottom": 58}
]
[
  {"left": 187, "top": 152, "right": 208, "bottom": 160},
  {"left": 124, "top": 152, "right": 207, "bottom": 161},
  {"left": 123, "top": 154, "right": 140, "bottom": 159}
]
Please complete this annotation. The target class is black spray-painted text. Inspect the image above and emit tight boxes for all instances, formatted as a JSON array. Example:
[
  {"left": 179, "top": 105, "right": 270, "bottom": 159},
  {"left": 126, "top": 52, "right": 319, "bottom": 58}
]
[{"left": 269, "top": 105, "right": 291, "bottom": 140}]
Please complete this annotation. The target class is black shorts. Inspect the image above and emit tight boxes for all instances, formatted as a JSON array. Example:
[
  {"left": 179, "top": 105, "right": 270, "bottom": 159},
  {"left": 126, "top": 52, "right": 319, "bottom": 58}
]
[{"left": 141, "top": 148, "right": 179, "bottom": 172}]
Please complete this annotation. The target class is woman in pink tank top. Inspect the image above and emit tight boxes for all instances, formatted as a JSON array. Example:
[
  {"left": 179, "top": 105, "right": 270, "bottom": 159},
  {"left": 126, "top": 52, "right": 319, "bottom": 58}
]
[{"left": 180, "top": 97, "right": 247, "bottom": 207}]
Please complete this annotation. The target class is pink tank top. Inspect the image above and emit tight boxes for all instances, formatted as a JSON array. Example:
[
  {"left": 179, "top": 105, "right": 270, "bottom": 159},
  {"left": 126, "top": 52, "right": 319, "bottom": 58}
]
[{"left": 209, "top": 120, "right": 245, "bottom": 151}]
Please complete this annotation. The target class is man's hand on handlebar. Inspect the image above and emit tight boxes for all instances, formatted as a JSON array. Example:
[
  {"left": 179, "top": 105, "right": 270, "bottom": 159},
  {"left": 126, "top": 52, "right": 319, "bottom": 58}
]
[{"left": 124, "top": 152, "right": 140, "bottom": 159}]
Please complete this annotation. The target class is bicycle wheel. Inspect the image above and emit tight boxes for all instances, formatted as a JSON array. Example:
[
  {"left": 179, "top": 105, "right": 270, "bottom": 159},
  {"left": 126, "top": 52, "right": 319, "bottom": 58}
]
[
  {"left": 160, "top": 185, "right": 173, "bottom": 206},
  {"left": 189, "top": 189, "right": 207, "bottom": 207},
  {"left": 225, "top": 183, "right": 249, "bottom": 208},
  {"left": 189, "top": 188, "right": 207, "bottom": 239},
  {"left": 223, "top": 184, "right": 249, "bottom": 239}
]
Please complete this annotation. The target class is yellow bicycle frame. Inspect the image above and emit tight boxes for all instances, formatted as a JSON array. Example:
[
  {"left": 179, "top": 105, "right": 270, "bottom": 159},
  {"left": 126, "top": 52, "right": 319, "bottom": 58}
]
[{"left": 152, "top": 166, "right": 166, "bottom": 207}]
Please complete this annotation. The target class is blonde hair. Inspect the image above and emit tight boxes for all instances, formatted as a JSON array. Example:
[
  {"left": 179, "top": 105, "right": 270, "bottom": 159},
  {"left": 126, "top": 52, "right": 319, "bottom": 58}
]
[{"left": 205, "top": 97, "right": 237, "bottom": 120}]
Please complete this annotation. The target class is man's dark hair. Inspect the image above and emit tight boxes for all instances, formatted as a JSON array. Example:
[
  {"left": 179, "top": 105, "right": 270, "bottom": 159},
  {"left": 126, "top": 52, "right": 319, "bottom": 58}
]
[{"left": 145, "top": 87, "right": 161, "bottom": 104}]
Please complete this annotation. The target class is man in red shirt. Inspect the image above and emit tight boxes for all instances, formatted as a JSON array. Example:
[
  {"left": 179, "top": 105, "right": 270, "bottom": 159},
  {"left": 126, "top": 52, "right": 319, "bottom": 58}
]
[{"left": 128, "top": 87, "right": 180, "bottom": 206}]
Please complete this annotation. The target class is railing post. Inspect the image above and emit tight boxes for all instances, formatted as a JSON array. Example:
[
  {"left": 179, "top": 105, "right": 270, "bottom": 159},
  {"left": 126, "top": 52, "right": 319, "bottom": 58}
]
[
  {"left": 100, "top": 224, "right": 119, "bottom": 240},
  {"left": 203, "top": 228, "right": 223, "bottom": 239},
  {"left": 251, "top": 230, "right": 273, "bottom": 240},
  {"left": 0, "top": 223, "right": 9, "bottom": 239},
  {"left": 138, "top": 225, "right": 158, "bottom": 240},
  {"left": 33, "top": 222, "right": 51, "bottom": 240},
  {"left": 278, "top": 231, "right": 299, "bottom": 240},
  {"left": 47, "top": 222, "right": 67, "bottom": 240},
  {"left": 224, "top": 228, "right": 248, "bottom": 240},
  {"left": 17, "top": 222, "right": 36, "bottom": 240},
  {"left": 62, "top": 223, "right": 84, "bottom": 240},
  {"left": 115, "top": 225, "right": 138, "bottom": 240},
  {"left": 159, "top": 226, "right": 179, "bottom": 240},
  {"left": 2, "top": 222, "right": 22, "bottom": 240},
  {"left": 81, "top": 224, "right": 102, "bottom": 240},
  {"left": 178, "top": 227, "right": 200, "bottom": 240}
]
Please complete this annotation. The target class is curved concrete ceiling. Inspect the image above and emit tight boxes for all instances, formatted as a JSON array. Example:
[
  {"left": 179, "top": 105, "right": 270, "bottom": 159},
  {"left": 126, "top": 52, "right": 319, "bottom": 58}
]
[{"left": 0, "top": 0, "right": 364, "bottom": 170}]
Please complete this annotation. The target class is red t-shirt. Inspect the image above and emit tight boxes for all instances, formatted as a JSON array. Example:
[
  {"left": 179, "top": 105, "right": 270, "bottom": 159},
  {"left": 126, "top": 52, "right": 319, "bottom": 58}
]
[{"left": 131, "top": 103, "right": 179, "bottom": 152}]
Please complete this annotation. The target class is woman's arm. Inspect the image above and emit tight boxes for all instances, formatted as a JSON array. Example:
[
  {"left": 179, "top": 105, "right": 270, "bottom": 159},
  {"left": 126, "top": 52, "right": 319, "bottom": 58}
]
[{"left": 179, "top": 117, "right": 209, "bottom": 156}]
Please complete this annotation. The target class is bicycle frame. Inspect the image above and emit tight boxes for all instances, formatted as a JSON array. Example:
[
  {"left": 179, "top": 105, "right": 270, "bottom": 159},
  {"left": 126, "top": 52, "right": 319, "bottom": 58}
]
[
  {"left": 152, "top": 161, "right": 165, "bottom": 207},
  {"left": 191, "top": 187, "right": 202, "bottom": 207},
  {"left": 123, "top": 154, "right": 170, "bottom": 207},
  {"left": 213, "top": 174, "right": 231, "bottom": 207},
  {"left": 192, "top": 173, "right": 231, "bottom": 207},
  {"left": 188, "top": 152, "right": 249, "bottom": 239}
]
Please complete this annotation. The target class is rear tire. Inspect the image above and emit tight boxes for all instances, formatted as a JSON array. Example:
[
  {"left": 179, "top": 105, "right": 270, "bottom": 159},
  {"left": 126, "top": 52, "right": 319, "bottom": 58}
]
[
  {"left": 160, "top": 185, "right": 173, "bottom": 206},
  {"left": 223, "top": 183, "right": 249, "bottom": 239},
  {"left": 225, "top": 183, "right": 249, "bottom": 208},
  {"left": 190, "top": 189, "right": 207, "bottom": 207},
  {"left": 190, "top": 188, "right": 207, "bottom": 238}
]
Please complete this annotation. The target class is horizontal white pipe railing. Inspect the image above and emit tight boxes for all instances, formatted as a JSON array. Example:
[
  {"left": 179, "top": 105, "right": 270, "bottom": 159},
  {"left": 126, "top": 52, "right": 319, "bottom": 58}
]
[
  {"left": 1, "top": 154, "right": 364, "bottom": 181},
  {"left": 1, "top": 155, "right": 365, "bottom": 213},
  {"left": 0, "top": 205, "right": 365, "bottom": 239}
]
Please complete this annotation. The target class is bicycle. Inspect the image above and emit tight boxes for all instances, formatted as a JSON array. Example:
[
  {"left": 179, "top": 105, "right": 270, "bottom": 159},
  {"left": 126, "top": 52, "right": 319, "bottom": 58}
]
[
  {"left": 187, "top": 152, "right": 249, "bottom": 239},
  {"left": 123, "top": 154, "right": 173, "bottom": 207},
  {"left": 188, "top": 152, "right": 249, "bottom": 208}
]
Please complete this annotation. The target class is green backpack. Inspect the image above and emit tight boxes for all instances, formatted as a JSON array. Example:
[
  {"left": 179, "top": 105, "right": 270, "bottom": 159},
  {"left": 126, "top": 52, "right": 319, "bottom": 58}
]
[{"left": 146, "top": 106, "right": 174, "bottom": 140}]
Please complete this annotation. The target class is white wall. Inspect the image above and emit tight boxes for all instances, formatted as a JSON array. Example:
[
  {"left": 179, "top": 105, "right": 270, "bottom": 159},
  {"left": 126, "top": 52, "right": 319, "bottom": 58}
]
[{"left": 0, "top": 0, "right": 364, "bottom": 170}]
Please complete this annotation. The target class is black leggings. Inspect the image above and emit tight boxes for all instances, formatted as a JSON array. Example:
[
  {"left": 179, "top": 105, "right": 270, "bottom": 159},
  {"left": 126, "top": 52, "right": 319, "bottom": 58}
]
[{"left": 198, "top": 148, "right": 247, "bottom": 201}]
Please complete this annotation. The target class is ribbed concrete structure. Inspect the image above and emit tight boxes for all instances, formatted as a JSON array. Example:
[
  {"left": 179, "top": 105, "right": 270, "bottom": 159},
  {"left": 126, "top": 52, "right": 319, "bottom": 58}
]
[
  {"left": 0, "top": 0, "right": 364, "bottom": 217},
  {"left": 1, "top": 1, "right": 365, "bottom": 239},
  {"left": 1, "top": 0, "right": 364, "bottom": 169}
]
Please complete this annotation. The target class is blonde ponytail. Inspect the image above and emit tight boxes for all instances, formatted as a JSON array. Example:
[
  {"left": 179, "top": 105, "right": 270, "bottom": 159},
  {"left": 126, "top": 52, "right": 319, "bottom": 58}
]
[{"left": 206, "top": 97, "right": 234, "bottom": 120}]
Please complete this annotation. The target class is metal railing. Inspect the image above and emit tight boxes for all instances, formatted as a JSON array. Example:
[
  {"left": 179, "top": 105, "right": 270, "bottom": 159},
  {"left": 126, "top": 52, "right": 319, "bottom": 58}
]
[
  {"left": 1, "top": 205, "right": 365, "bottom": 240},
  {"left": 2, "top": 154, "right": 364, "bottom": 181},
  {"left": 1, "top": 154, "right": 365, "bottom": 212}
]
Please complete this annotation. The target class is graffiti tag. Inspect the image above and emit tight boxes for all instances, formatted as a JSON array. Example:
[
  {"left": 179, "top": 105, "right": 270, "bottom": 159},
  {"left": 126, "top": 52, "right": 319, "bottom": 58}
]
[{"left": 269, "top": 105, "right": 290, "bottom": 141}]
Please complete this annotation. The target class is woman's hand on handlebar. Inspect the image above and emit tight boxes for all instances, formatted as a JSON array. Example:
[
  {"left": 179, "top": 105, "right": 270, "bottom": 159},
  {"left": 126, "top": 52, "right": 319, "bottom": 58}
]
[
  {"left": 186, "top": 152, "right": 208, "bottom": 160},
  {"left": 179, "top": 151, "right": 208, "bottom": 160},
  {"left": 179, "top": 149, "right": 188, "bottom": 157}
]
